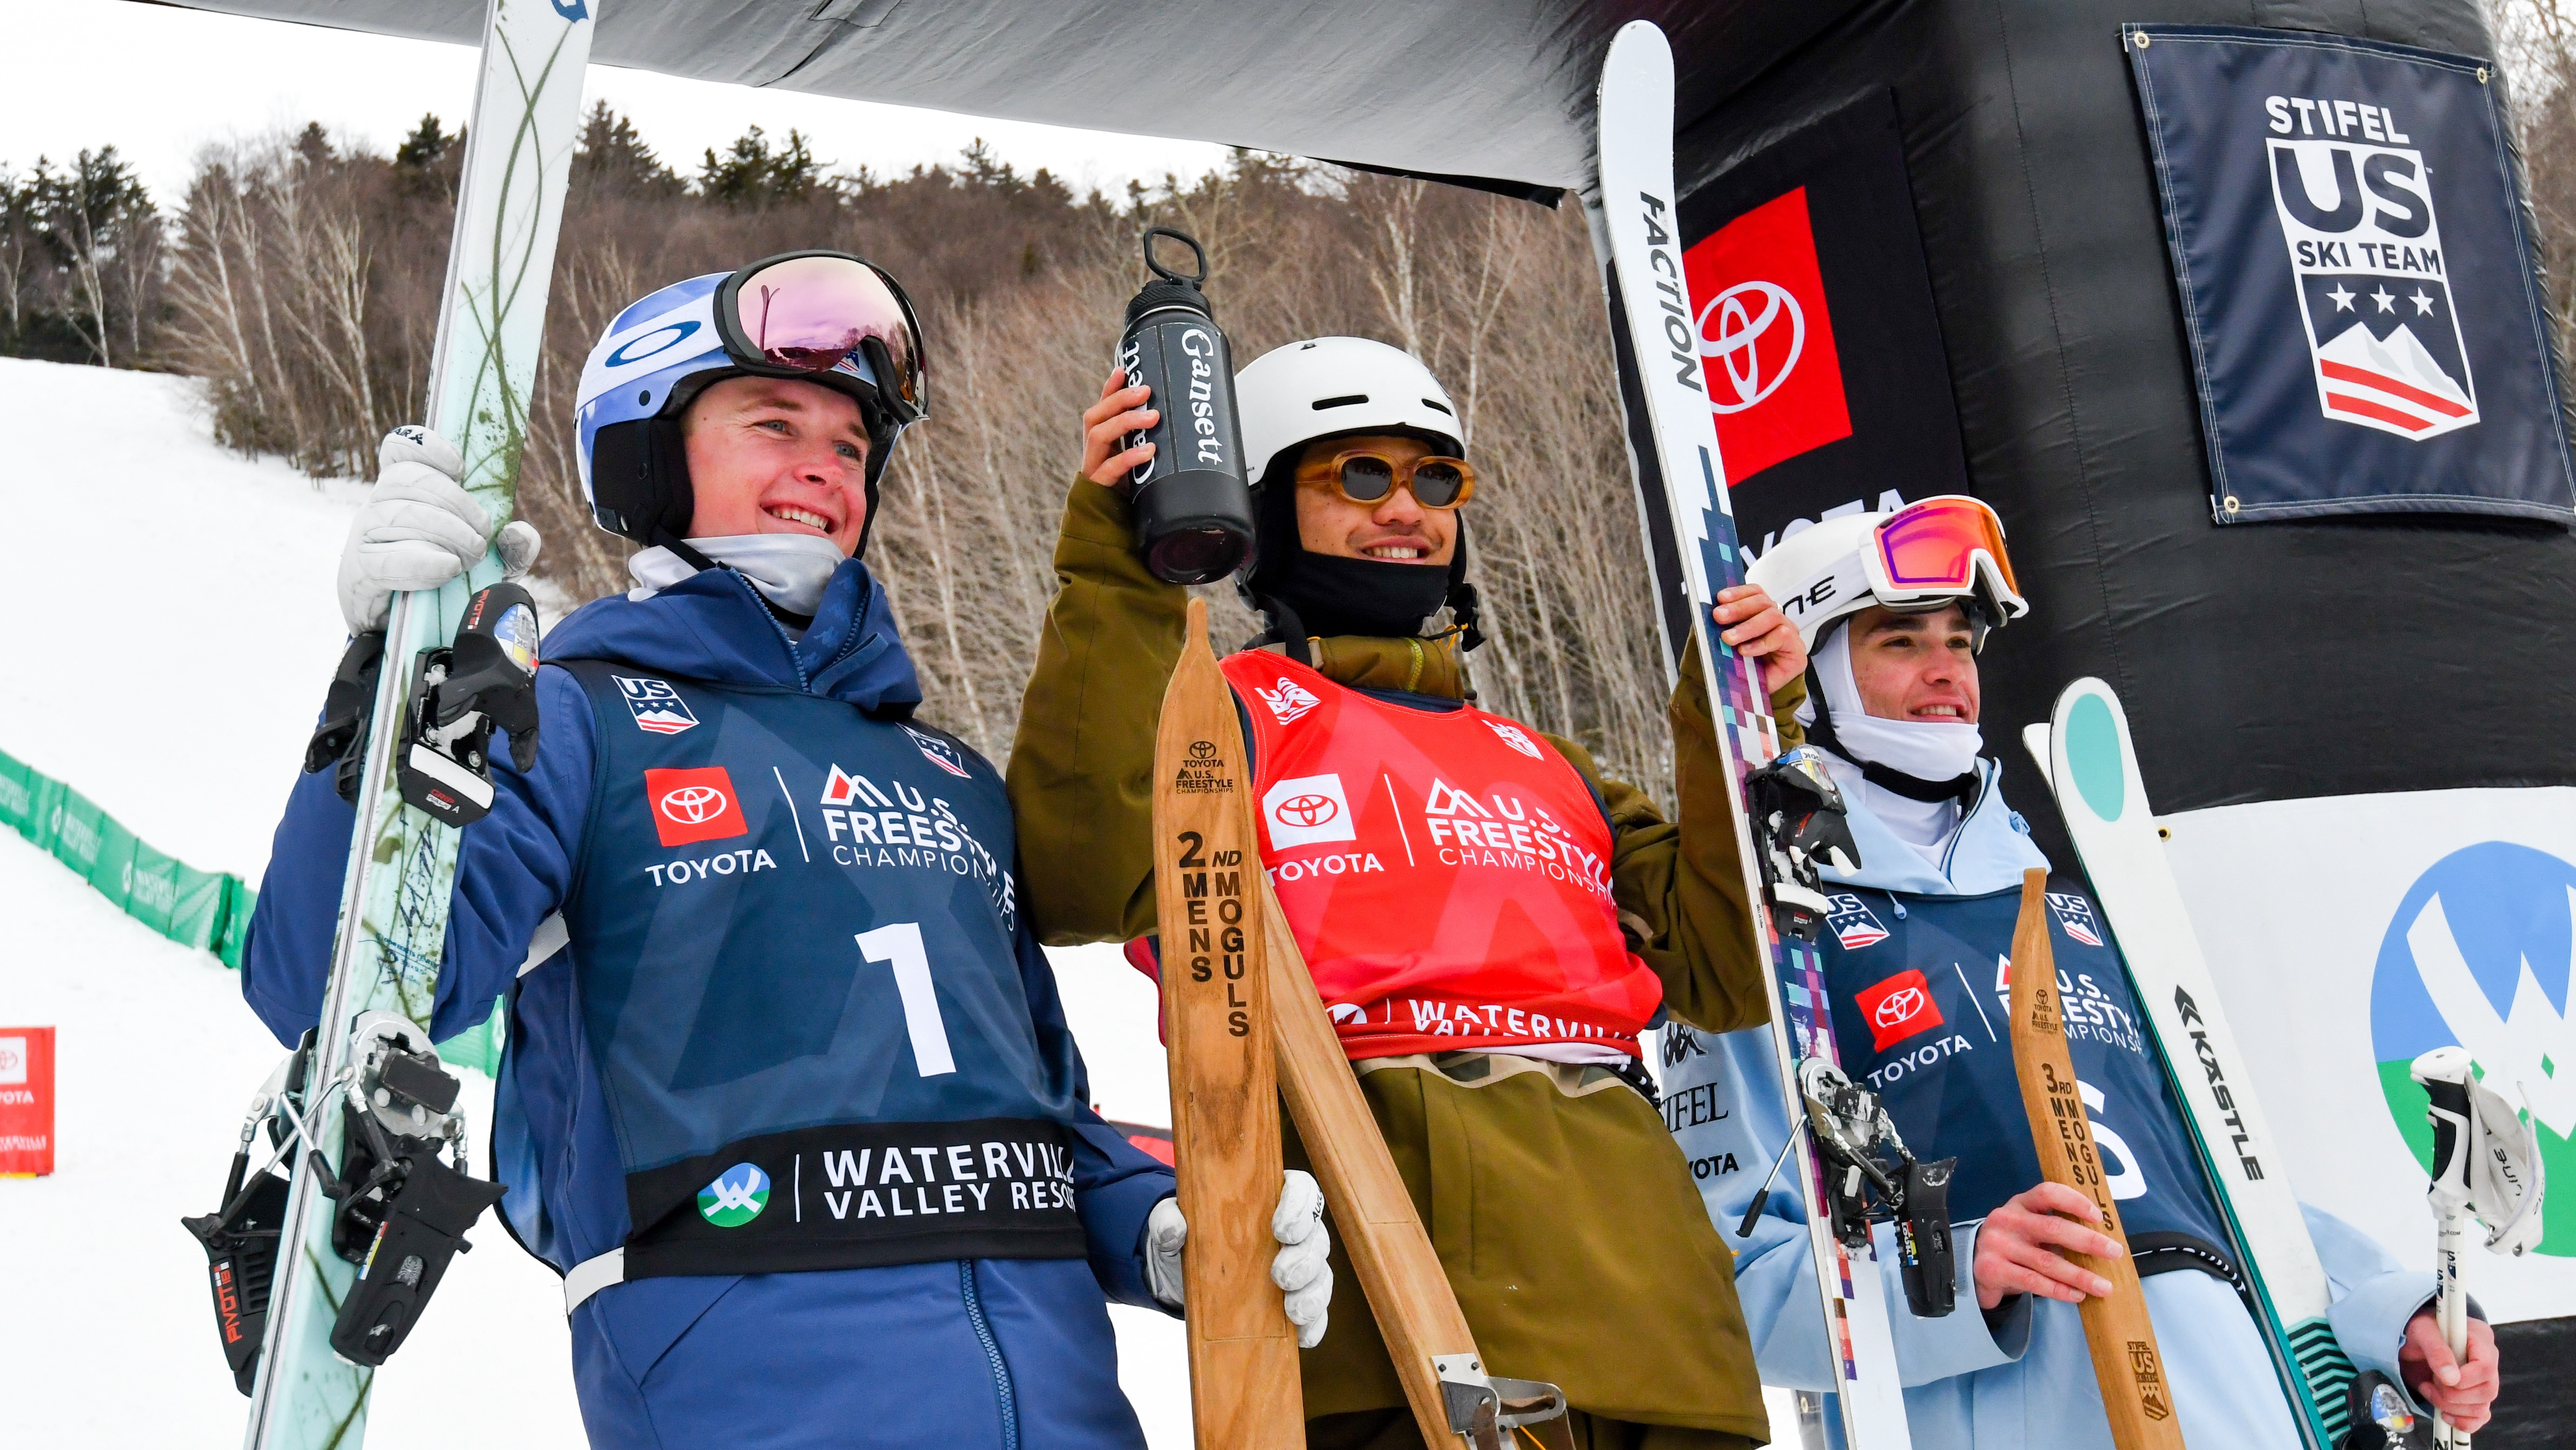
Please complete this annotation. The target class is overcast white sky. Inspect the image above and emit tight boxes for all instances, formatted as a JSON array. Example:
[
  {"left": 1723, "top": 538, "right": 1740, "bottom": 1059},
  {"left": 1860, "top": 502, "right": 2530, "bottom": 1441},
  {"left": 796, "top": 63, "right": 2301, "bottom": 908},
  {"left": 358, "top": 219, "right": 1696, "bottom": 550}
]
[{"left": 10, "top": 0, "right": 1234, "bottom": 204}]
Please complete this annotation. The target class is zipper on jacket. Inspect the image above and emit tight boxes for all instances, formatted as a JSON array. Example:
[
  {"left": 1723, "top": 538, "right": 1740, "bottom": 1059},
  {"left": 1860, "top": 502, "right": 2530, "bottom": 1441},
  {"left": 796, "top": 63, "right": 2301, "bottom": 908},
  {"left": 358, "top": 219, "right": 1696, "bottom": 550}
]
[
  {"left": 1936, "top": 764, "right": 1997, "bottom": 879},
  {"left": 722, "top": 567, "right": 814, "bottom": 692},
  {"left": 958, "top": 1259, "right": 1020, "bottom": 1450}
]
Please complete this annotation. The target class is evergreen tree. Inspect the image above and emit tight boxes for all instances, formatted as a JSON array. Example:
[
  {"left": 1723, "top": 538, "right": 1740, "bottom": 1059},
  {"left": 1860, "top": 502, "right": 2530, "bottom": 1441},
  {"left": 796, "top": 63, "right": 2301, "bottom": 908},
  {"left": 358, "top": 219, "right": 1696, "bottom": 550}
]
[
  {"left": 574, "top": 102, "right": 680, "bottom": 199},
  {"left": 698, "top": 125, "right": 823, "bottom": 209},
  {"left": 393, "top": 113, "right": 454, "bottom": 171},
  {"left": 23, "top": 148, "right": 161, "bottom": 367},
  {"left": 292, "top": 122, "right": 333, "bottom": 170},
  {"left": 958, "top": 137, "right": 1023, "bottom": 198}
]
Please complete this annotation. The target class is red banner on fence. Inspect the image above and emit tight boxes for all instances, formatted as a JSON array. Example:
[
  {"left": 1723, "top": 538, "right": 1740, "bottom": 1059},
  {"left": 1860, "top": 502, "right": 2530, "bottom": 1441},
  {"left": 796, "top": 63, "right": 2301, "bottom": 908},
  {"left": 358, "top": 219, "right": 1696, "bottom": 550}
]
[{"left": 0, "top": 1027, "right": 55, "bottom": 1176}]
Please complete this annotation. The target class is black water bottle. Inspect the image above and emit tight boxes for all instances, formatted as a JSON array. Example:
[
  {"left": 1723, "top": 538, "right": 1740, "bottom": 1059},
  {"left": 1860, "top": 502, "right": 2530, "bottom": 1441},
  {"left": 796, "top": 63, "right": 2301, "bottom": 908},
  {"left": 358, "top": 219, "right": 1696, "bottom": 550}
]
[{"left": 1115, "top": 228, "right": 1255, "bottom": 584}]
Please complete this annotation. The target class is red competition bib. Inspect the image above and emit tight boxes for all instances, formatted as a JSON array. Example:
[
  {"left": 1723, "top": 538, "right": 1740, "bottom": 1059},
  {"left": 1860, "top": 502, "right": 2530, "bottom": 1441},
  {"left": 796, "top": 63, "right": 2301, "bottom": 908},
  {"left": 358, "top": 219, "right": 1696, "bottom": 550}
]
[{"left": 1221, "top": 652, "right": 1661, "bottom": 1062}]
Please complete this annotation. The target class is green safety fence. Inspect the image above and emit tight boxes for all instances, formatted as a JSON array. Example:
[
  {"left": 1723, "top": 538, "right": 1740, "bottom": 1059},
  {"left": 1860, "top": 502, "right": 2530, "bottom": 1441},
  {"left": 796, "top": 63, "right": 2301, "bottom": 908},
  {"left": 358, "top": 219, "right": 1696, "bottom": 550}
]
[{"left": 0, "top": 744, "right": 503, "bottom": 1075}]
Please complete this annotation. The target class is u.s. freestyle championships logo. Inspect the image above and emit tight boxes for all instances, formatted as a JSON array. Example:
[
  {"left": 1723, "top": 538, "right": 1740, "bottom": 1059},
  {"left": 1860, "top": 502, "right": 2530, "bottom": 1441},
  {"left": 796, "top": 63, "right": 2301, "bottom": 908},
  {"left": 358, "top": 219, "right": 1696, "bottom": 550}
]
[{"left": 2368, "top": 842, "right": 2573, "bottom": 1253}]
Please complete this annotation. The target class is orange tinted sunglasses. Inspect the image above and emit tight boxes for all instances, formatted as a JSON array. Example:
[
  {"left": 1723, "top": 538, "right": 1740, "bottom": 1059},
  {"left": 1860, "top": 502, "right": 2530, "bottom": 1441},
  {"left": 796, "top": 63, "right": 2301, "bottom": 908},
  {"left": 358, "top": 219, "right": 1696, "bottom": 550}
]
[{"left": 1303, "top": 450, "right": 1478, "bottom": 509}]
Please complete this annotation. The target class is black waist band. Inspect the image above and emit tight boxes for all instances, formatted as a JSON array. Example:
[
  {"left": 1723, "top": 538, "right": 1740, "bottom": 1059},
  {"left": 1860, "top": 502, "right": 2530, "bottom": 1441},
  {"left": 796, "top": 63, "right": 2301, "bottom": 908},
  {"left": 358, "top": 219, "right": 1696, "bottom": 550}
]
[
  {"left": 622, "top": 1117, "right": 1088, "bottom": 1281},
  {"left": 2128, "top": 1230, "right": 2241, "bottom": 1286}
]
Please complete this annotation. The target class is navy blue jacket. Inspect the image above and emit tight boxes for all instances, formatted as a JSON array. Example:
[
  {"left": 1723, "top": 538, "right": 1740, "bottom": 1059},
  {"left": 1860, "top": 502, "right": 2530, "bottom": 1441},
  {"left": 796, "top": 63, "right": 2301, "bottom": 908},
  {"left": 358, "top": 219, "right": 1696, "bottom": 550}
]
[{"left": 246, "top": 558, "right": 1174, "bottom": 1449}]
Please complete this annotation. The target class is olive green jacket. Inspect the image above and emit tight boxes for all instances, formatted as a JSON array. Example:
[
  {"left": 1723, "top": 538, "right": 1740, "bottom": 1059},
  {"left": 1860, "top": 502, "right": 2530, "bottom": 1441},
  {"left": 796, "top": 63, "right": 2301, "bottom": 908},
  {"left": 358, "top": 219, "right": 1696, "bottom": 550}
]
[
  {"left": 1007, "top": 476, "right": 1801, "bottom": 1037},
  {"left": 1006, "top": 477, "right": 1798, "bottom": 1441}
]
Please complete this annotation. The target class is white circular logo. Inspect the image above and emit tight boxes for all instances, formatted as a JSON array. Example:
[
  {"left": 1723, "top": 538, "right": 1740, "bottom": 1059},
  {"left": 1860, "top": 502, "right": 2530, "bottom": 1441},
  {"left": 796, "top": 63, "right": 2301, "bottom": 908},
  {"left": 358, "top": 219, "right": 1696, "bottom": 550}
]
[
  {"left": 659, "top": 785, "right": 728, "bottom": 825},
  {"left": 1697, "top": 281, "right": 1806, "bottom": 415},
  {"left": 1872, "top": 986, "right": 1925, "bottom": 1027}
]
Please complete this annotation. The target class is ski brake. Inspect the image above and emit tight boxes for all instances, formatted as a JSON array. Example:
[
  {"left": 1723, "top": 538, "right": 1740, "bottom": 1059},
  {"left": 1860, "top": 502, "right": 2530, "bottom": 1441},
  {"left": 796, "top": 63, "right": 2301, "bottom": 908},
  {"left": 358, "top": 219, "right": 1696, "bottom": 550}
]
[{"left": 185, "top": 1014, "right": 505, "bottom": 1386}]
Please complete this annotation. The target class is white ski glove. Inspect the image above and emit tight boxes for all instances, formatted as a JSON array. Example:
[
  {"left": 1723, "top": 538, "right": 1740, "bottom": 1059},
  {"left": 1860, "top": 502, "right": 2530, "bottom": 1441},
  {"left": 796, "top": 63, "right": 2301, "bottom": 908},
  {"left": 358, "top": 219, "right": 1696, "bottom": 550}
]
[
  {"left": 337, "top": 425, "right": 543, "bottom": 633},
  {"left": 1145, "top": 1168, "right": 1333, "bottom": 1348}
]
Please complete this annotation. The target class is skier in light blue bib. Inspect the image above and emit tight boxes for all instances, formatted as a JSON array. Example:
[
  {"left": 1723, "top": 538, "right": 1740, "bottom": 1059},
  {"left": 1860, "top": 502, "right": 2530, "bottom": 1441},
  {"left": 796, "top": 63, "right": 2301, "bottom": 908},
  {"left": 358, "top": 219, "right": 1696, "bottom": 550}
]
[
  {"left": 247, "top": 253, "right": 1330, "bottom": 1448},
  {"left": 1661, "top": 499, "right": 2504, "bottom": 1448}
]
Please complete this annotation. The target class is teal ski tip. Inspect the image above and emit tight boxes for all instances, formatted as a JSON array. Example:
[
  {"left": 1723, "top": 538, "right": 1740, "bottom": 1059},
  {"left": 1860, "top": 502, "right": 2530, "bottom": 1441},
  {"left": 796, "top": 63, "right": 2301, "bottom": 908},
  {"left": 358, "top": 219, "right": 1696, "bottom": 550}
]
[
  {"left": 2063, "top": 692, "right": 2125, "bottom": 822},
  {"left": 2053, "top": 678, "right": 2130, "bottom": 824}
]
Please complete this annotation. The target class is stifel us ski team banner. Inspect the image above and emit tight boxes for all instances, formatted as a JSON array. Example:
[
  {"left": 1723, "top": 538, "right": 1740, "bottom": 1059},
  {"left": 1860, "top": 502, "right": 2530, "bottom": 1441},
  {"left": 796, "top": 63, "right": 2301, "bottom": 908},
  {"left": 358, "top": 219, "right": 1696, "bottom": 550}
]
[{"left": 2127, "top": 26, "right": 2576, "bottom": 524}]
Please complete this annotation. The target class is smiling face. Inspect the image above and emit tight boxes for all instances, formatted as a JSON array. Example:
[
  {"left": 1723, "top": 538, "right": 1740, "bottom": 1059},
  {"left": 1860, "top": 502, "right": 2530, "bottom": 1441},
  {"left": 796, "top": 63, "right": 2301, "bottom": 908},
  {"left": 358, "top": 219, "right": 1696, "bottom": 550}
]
[
  {"left": 680, "top": 374, "right": 873, "bottom": 555},
  {"left": 1847, "top": 604, "right": 1981, "bottom": 725},
  {"left": 1292, "top": 433, "right": 1458, "bottom": 566}
]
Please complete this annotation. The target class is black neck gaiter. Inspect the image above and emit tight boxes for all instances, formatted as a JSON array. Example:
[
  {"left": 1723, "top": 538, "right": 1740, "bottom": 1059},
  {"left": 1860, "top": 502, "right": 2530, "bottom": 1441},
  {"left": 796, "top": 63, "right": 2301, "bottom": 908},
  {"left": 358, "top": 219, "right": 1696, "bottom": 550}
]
[{"left": 1266, "top": 550, "right": 1454, "bottom": 640}]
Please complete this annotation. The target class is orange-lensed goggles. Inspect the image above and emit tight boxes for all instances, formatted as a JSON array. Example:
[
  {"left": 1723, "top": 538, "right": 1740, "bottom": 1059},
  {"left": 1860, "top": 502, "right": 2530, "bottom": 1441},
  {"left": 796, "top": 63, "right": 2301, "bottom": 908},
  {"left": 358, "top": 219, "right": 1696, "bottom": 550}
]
[
  {"left": 1307, "top": 450, "right": 1477, "bottom": 509},
  {"left": 1865, "top": 496, "right": 2026, "bottom": 621},
  {"left": 713, "top": 250, "right": 926, "bottom": 425}
]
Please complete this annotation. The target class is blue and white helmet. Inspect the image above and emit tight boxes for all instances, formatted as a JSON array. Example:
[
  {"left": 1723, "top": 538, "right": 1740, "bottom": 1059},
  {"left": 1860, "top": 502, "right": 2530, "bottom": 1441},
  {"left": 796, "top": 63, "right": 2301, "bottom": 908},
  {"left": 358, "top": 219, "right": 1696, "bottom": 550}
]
[{"left": 574, "top": 255, "right": 925, "bottom": 550}]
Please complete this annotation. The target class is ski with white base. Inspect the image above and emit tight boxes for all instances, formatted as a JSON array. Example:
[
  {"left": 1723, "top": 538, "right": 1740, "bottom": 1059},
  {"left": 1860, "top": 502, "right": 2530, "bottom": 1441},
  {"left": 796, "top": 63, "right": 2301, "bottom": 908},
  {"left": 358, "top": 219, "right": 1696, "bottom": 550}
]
[
  {"left": 242, "top": 2, "right": 593, "bottom": 1445},
  {"left": 1592, "top": 22, "right": 1918, "bottom": 1447},
  {"left": 2024, "top": 679, "right": 2359, "bottom": 1450}
]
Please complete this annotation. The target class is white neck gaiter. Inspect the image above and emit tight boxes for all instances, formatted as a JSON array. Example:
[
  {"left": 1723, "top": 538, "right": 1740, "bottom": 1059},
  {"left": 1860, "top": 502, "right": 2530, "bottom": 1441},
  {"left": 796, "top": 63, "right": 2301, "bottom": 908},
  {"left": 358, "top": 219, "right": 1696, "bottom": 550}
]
[
  {"left": 1796, "top": 627, "right": 1985, "bottom": 862},
  {"left": 628, "top": 532, "right": 850, "bottom": 617}
]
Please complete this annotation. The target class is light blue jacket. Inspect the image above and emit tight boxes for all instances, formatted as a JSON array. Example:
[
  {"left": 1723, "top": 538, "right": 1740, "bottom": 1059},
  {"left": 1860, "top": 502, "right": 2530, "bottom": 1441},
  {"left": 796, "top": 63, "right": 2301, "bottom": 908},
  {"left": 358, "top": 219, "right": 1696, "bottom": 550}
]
[{"left": 1664, "top": 757, "right": 2448, "bottom": 1449}]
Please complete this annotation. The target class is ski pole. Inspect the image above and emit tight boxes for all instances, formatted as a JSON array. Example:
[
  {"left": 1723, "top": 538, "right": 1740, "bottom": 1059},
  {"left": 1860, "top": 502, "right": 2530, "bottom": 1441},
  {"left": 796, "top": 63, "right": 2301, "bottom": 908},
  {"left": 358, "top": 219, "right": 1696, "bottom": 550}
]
[{"left": 2412, "top": 1049, "right": 2479, "bottom": 1450}]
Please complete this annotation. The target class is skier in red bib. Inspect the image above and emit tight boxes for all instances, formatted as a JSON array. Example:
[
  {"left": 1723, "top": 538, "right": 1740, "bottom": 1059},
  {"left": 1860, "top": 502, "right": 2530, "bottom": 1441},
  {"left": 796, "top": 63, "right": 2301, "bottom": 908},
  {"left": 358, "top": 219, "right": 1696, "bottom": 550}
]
[{"left": 1008, "top": 337, "right": 1802, "bottom": 1449}]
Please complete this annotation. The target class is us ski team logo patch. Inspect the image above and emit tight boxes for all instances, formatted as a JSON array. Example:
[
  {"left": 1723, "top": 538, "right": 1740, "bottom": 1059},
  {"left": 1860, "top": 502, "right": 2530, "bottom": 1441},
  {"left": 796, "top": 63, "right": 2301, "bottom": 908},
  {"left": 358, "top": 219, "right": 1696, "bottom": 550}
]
[
  {"left": 1255, "top": 676, "right": 1322, "bottom": 725},
  {"left": 2269, "top": 118, "right": 2478, "bottom": 438},
  {"left": 1825, "top": 893, "right": 1890, "bottom": 950},
  {"left": 698, "top": 1162, "right": 770, "bottom": 1227},
  {"left": 903, "top": 725, "right": 973, "bottom": 779},
  {"left": 2047, "top": 892, "right": 2106, "bottom": 948},
  {"left": 1484, "top": 719, "right": 1544, "bottom": 758},
  {"left": 614, "top": 675, "right": 699, "bottom": 735}
]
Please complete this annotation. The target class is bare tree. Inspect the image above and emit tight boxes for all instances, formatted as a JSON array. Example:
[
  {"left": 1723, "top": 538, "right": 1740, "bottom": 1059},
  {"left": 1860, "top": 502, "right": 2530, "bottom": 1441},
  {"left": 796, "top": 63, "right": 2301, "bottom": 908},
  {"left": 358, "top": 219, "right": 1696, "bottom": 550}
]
[{"left": 152, "top": 119, "right": 1676, "bottom": 794}]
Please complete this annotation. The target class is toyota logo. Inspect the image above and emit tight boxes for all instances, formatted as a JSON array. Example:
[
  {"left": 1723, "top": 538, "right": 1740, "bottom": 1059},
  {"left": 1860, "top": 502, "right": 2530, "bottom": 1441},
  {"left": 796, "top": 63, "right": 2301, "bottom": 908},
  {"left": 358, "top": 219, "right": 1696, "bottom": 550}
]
[
  {"left": 1189, "top": 740, "right": 1217, "bottom": 761},
  {"left": 1275, "top": 794, "right": 1340, "bottom": 828},
  {"left": 1872, "top": 986, "right": 1924, "bottom": 1026},
  {"left": 1697, "top": 281, "right": 1805, "bottom": 415},
  {"left": 659, "top": 785, "right": 729, "bottom": 825}
]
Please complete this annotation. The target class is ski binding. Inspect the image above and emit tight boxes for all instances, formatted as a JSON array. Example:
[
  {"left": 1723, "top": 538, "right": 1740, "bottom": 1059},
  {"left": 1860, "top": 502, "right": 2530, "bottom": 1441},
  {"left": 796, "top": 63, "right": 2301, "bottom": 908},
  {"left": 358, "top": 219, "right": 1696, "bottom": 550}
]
[{"left": 394, "top": 581, "right": 541, "bottom": 827}]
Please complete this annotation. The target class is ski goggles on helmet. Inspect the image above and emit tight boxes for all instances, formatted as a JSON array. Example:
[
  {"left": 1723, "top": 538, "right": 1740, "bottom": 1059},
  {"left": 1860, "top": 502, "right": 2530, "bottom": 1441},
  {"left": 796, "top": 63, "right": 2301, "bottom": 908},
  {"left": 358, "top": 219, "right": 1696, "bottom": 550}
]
[
  {"left": 1863, "top": 495, "right": 2027, "bottom": 635},
  {"left": 712, "top": 250, "right": 927, "bottom": 428},
  {"left": 1307, "top": 449, "right": 1478, "bottom": 509}
]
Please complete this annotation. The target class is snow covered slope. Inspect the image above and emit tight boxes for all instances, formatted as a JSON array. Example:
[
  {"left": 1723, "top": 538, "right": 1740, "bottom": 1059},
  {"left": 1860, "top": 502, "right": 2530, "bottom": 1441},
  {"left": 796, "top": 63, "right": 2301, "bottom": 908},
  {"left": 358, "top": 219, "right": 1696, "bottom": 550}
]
[
  {"left": 0, "top": 359, "right": 365, "bottom": 880},
  {"left": 0, "top": 359, "right": 1187, "bottom": 1447}
]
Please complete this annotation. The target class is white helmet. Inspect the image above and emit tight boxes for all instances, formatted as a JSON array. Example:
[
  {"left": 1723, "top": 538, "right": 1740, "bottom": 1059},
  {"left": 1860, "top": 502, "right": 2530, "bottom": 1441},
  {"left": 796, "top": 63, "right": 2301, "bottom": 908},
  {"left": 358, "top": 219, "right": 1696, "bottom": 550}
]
[
  {"left": 1236, "top": 337, "right": 1465, "bottom": 485},
  {"left": 1746, "top": 496, "right": 2028, "bottom": 652}
]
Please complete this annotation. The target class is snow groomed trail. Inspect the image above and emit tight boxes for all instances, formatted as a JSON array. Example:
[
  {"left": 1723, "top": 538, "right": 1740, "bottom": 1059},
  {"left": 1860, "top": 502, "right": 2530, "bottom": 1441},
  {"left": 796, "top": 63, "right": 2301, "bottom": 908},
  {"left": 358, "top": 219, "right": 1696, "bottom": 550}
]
[{"left": 0, "top": 358, "right": 1187, "bottom": 1448}]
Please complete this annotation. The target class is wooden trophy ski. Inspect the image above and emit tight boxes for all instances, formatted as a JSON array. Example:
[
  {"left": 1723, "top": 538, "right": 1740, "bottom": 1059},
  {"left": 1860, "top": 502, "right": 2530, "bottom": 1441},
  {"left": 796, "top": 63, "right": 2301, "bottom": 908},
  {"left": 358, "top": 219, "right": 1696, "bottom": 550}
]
[
  {"left": 1151, "top": 599, "right": 1302, "bottom": 1450},
  {"left": 2008, "top": 868, "right": 2188, "bottom": 1450},
  {"left": 1152, "top": 600, "right": 1570, "bottom": 1450}
]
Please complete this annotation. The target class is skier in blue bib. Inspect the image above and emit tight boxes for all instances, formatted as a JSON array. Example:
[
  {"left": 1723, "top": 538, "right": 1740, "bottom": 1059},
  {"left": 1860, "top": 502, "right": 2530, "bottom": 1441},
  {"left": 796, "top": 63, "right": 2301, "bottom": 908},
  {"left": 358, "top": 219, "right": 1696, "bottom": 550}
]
[
  {"left": 244, "top": 252, "right": 1330, "bottom": 1448},
  {"left": 1658, "top": 499, "right": 2504, "bottom": 1448}
]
